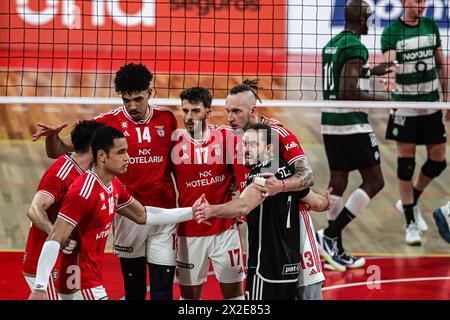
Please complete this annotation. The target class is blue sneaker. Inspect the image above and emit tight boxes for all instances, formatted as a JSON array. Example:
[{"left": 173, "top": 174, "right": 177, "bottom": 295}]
[{"left": 433, "top": 207, "right": 450, "bottom": 244}]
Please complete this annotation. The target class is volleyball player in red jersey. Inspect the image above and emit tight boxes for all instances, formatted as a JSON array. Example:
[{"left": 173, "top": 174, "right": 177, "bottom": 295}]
[
  {"left": 223, "top": 80, "right": 324, "bottom": 299},
  {"left": 171, "top": 87, "right": 245, "bottom": 300},
  {"left": 32, "top": 63, "right": 179, "bottom": 300},
  {"left": 29, "top": 126, "right": 201, "bottom": 300},
  {"left": 23, "top": 120, "right": 104, "bottom": 299}
]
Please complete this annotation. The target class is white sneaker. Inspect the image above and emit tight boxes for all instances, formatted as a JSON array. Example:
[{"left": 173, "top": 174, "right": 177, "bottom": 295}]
[
  {"left": 395, "top": 200, "right": 428, "bottom": 232},
  {"left": 405, "top": 222, "right": 422, "bottom": 246}
]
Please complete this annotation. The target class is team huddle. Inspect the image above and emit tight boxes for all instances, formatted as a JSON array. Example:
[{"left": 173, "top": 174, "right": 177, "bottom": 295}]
[{"left": 23, "top": 0, "right": 450, "bottom": 300}]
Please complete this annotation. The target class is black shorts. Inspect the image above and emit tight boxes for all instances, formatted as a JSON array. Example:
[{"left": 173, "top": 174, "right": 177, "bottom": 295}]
[
  {"left": 245, "top": 267, "right": 297, "bottom": 300},
  {"left": 385, "top": 110, "right": 447, "bottom": 145},
  {"left": 323, "top": 133, "right": 381, "bottom": 172}
]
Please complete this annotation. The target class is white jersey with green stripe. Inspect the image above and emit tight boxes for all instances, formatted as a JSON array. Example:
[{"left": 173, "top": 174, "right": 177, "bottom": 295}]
[
  {"left": 381, "top": 17, "right": 441, "bottom": 117},
  {"left": 321, "top": 31, "right": 373, "bottom": 135}
]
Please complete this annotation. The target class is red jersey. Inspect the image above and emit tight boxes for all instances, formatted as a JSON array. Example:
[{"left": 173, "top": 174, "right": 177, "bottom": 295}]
[
  {"left": 172, "top": 126, "right": 235, "bottom": 237},
  {"left": 93, "top": 105, "right": 177, "bottom": 207},
  {"left": 230, "top": 124, "right": 306, "bottom": 192},
  {"left": 58, "top": 170, "right": 133, "bottom": 289},
  {"left": 23, "top": 154, "right": 83, "bottom": 276}
]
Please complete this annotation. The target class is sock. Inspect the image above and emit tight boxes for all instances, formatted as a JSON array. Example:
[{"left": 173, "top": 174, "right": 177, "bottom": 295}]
[
  {"left": 345, "top": 188, "right": 371, "bottom": 217},
  {"left": 328, "top": 220, "right": 343, "bottom": 254},
  {"left": 324, "top": 208, "right": 355, "bottom": 238},
  {"left": 403, "top": 204, "right": 415, "bottom": 225},
  {"left": 325, "top": 189, "right": 370, "bottom": 240},
  {"left": 413, "top": 187, "right": 423, "bottom": 206}
]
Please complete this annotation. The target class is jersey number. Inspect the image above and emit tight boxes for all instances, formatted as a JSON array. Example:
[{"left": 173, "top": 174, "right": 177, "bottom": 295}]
[
  {"left": 300, "top": 251, "right": 315, "bottom": 270},
  {"left": 228, "top": 248, "right": 241, "bottom": 267},
  {"left": 136, "top": 127, "right": 151, "bottom": 143},
  {"left": 323, "top": 62, "right": 335, "bottom": 91},
  {"left": 194, "top": 147, "right": 209, "bottom": 164},
  {"left": 286, "top": 195, "right": 292, "bottom": 228}
]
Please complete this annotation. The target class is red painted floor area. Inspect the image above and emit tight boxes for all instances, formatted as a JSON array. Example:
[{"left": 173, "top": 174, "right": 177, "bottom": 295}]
[
  {"left": 322, "top": 256, "right": 450, "bottom": 300},
  {"left": 2, "top": 252, "right": 450, "bottom": 300}
]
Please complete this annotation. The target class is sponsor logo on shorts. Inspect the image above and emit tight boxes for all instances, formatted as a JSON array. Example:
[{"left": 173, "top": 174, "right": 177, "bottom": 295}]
[
  {"left": 114, "top": 245, "right": 134, "bottom": 253},
  {"left": 52, "top": 269, "right": 59, "bottom": 281},
  {"left": 369, "top": 133, "right": 378, "bottom": 147},
  {"left": 176, "top": 261, "right": 194, "bottom": 269},
  {"left": 394, "top": 115, "right": 406, "bottom": 126},
  {"left": 392, "top": 128, "right": 399, "bottom": 137},
  {"left": 374, "top": 151, "right": 380, "bottom": 161},
  {"left": 282, "top": 263, "right": 300, "bottom": 275}
]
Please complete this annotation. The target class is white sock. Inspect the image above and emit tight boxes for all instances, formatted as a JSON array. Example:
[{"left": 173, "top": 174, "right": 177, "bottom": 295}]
[
  {"left": 345, "top": 188, "right": 370, "bottom": 217},
  {"left": 225, "top": 295, "right": 245, "bottom": 300},
  {"left": 327, "top": 195, "right": 343, "bottom": 221}
]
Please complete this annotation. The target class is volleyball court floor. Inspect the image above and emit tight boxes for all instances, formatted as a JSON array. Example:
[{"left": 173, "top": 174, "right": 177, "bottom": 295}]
[{"left": 1, "top": 77, "right": 450, "bottom": 299}]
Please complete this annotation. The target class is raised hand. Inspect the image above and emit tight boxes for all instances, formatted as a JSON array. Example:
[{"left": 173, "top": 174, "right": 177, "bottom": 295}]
[{"left": 32, "top": 122, "right": 68, "bottom": 142}]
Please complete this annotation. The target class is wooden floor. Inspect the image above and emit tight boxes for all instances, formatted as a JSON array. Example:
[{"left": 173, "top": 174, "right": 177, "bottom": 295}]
[{"left": 1, "top": 101, "right": 450, "bottom": 256}]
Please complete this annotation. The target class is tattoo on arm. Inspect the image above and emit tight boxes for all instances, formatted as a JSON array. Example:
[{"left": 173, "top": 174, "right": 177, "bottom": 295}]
[{"left": 293, "top": 157, "right": 315, "bottom": 190}]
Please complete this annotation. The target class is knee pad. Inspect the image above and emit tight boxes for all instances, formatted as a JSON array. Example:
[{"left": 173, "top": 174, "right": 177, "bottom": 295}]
[
  {"left": 148, "top": 263, "right": 175, "bottom": 300},
  {"left": 397, "top": 157, "right": 416, "bottom": 181},
  {"left": 421, "top": 159, "right": 447, "bottom": 178}
]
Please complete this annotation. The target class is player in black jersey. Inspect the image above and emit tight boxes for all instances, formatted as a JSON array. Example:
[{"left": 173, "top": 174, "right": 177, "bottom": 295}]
[{"left": 194, "top": 123, "right": 332, "bottom": 299}]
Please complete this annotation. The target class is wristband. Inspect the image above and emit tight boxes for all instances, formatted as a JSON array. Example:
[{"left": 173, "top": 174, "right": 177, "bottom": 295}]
[{"left": 253, "top": 176, "right": 266, "bottom": 187}]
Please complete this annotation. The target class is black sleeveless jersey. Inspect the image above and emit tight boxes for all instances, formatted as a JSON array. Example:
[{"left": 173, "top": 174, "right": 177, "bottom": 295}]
[{"left": 246, "top": 158, "right": 308, "bottom": 283}]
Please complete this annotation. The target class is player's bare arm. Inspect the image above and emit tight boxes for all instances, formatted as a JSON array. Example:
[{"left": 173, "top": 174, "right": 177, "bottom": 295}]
[
  {"left": 341, "top": 58, "right": 389, "bottom": 101},
  {"left": 194, "top": 183, "right": 267, "bottom": 222},
  {"left": 382, "top": 50, "right": 400, "bottom": 93},
  {"left": 258, "top": 158, "right": 315, "bottom": 197},
  {"left": 28, "top": 217, "right": 75, "bottom": 300},
  {"left": 301, "top": 187, "right": 334, "bottom": 212},
  {"left": 32, "top": 122, "right": 74, "bottom": 159},
  {"left": 27, "top": 192, "right": 55, "bottom": 235},
  {"left": 435, "top": 46, "right": 449, "bottom": 120}
]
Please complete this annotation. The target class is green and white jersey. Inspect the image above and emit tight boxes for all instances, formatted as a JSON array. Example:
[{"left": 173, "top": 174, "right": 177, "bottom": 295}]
[
  {"left": 381, "top": 17, "right": 441, "bottom": 117},
  {"left": 321, "top": 31, "right": 373, "bottom": 135}
]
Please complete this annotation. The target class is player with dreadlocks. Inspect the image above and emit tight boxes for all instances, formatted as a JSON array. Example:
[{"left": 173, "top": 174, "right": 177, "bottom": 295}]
[{"left": 222, "top": 79, "right": 326, "bottom": 300}]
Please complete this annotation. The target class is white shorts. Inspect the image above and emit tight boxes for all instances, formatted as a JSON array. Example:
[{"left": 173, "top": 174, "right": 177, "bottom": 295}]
[
  {"left": 113, "top": 215, "right": 177, "bottom": 266},
  {"left": 175, "top": 224, "right": 245, "bottom": 286},
  {"left": 59, "top": 286, "right": 108, "bottom": 300},
  {"left": 297, "top": 210, "right": 325, "bottom": 287},
  {"left": 24, "top": 275, "right": 60, "bottom": 300}
]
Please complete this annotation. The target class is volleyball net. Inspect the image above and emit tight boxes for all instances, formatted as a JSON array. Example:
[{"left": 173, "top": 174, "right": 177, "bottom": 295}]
[{"left": 1, "top": 0, "right": 449, "bottom": 108}]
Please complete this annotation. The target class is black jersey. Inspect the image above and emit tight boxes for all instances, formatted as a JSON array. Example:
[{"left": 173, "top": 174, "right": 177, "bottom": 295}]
[{"left": 246, "top": 158, "right": 307, "bottom": 283}]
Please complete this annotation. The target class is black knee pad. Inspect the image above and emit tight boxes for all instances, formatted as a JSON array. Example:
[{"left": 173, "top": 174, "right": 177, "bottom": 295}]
[
  {"left": 148, "top": 263, "right": 175, "bottom": 300},
  {"left": 397, "top": 157, "right": 415, "bottom": 181},
  {"left": 421, "top": 159, "right": 447, "bottom": 178}
]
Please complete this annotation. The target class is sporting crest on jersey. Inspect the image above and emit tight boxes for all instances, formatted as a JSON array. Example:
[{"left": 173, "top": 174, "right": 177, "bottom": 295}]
[
  {"left": 52, "top": 269, "right": 59, "bottom": 281},
  {"left": 214, "top": 144, "right": 222, "bottom": 156},
  {"left": 121, "top": 121, "right": 128, "bottom": 129},
  {"left": 99, "top": 192, "right": 105, "bottom": 201},
  {"left": 155, "top": 125, "right": 165, "bottom": 137}
]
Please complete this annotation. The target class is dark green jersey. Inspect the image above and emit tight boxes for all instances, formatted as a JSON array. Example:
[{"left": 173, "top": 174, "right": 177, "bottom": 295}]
[
  {"left": 381, "top": 17, "right": 441, "bottom": 116},
  {"left": 321, "top": 31, "right": 372, "bottom": 135}
]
